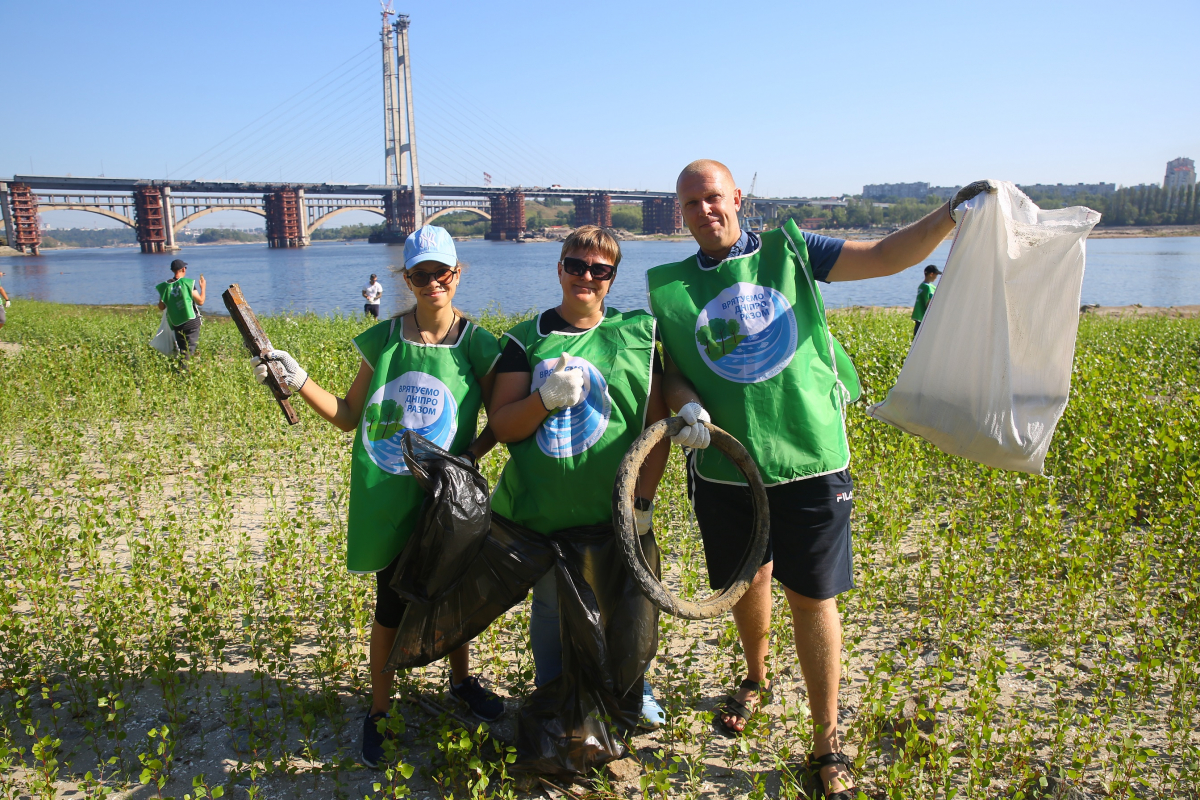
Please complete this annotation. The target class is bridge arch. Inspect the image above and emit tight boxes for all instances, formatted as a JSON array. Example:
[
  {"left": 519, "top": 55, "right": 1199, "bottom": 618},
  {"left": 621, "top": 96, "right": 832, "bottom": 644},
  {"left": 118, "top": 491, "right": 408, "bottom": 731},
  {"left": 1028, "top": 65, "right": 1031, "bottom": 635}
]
[
  {"left": 425, "top": 207, "right": 490, "bottom": 224},
  {"left": 42, "top": 206, "right": 137, "bottom": 229},
  {"left": 174, "top": 206, "right": 267, "bottom": 234},
  {"left": 308, "top": 206, "right": 386, "bottom": 230}
]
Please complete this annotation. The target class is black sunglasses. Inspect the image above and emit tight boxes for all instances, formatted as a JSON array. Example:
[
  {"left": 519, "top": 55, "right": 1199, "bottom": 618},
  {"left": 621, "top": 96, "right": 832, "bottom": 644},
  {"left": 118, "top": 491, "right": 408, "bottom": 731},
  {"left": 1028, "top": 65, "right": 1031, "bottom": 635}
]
[
  {"left": 560, "top": 256, "right": 617, "bottom": 281},
  {"left": 405, "top": 266, "right": 459, "bottom": 287}
]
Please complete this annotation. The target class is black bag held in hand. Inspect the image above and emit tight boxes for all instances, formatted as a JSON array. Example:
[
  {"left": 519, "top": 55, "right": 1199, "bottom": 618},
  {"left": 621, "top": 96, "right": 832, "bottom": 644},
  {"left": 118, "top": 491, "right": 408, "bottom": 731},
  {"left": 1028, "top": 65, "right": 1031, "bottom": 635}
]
[
  {"left": 385, "top": 512, "right": 556, "bottom": 672},
  {"left": 511, "top": 521, "right": 660, "bottom": 778},
  {"left": 389, "top": 431, "right": 492, "bottom": 604}
]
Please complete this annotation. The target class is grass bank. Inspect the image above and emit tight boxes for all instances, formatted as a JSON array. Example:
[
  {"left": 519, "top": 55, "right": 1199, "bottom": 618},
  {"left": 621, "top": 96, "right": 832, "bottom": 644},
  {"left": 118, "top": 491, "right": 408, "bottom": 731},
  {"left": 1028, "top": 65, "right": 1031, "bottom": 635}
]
[{"left": 1, "top": 302, "right": 1197, "bottom": 799}]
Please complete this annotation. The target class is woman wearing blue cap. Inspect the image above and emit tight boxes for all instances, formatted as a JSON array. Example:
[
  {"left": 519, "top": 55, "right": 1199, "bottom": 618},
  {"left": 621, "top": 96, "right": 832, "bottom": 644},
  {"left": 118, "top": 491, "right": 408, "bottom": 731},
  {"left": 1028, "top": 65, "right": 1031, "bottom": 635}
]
[{"left": 252, "top": 225, "right": 505, "bottom": 768}]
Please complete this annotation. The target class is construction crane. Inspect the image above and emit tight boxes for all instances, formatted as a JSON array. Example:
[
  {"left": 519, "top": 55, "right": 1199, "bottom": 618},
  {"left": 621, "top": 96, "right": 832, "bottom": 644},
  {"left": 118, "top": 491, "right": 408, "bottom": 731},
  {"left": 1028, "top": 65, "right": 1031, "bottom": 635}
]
[{"left": 742, "top": 171, "right": 764, "bottom": 232}]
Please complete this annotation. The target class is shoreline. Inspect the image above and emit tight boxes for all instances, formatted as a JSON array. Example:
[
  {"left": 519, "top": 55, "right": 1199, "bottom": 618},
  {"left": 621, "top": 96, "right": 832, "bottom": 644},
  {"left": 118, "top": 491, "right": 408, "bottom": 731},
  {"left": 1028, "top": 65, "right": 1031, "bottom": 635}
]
[
  {"left": 3, "top": 301, "right": 1197, "bottom": 320},
  {"left": 4, "top": 224, "right": 1199, "bottom": 257}
]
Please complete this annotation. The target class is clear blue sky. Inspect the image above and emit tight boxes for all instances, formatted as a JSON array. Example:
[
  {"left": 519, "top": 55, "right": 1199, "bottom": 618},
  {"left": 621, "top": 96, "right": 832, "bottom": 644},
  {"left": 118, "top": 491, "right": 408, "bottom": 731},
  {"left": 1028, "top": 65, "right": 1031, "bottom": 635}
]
[{"left": 3, "top": 0, "right": 1196, "bottom": 228}]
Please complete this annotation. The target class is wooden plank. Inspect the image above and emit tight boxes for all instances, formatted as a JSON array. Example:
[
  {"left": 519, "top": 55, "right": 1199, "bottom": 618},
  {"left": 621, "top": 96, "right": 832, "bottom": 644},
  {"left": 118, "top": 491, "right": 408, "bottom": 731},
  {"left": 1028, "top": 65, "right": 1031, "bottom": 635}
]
[{"left": 221, "top": 283, "right": 300, "bottom": 425}]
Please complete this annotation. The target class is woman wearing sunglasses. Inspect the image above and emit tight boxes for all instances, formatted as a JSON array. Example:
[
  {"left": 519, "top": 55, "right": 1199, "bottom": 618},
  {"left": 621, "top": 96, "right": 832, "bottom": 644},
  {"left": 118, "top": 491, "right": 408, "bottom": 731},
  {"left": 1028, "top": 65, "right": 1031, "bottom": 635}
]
[
  {"left": 488, "top": 225, "right": 672, "bottom": 729},
  {"left": 252, "top": 225, "right": 505, "bottom": 768}
]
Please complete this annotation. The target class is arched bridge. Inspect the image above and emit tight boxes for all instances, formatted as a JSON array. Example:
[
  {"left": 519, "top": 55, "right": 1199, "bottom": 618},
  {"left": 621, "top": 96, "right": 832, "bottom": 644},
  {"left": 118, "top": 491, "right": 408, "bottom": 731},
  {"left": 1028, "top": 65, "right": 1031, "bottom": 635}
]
[{"left": 0, "top": 176, "right": 680, "bottom": 254}]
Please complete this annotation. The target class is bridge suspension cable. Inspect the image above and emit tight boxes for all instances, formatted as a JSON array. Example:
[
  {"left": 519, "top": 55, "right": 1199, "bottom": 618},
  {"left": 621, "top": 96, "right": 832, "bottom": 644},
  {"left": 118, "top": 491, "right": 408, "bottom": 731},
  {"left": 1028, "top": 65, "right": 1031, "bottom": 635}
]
[
  {"left": 171, "top": 45, "right": 376, "bottom": 180},
  {"left": 169, "top": 24, "right": 590, "bottom": 189},
  {"left": 418, "top": 71, "right": 584, "bottom": 188}
]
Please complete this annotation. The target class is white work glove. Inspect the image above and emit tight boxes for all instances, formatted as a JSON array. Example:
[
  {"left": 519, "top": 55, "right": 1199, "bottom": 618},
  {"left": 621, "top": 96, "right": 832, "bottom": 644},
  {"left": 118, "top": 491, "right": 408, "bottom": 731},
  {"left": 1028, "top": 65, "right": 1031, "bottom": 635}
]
[
  {"left": 252, "top": 349, "right": 308, "bottom": 391},
  {"left": 538, "top": 352, "right": 585, "bottom": 411},
  {"left": 671, "top": 402, "right": 711, "bottom": 449},
  {"left": 3, "top": 300, "right": 8, "bottom": 308},
  {"left": 634, "top": 501, "right": 654, "bottom": 535}
]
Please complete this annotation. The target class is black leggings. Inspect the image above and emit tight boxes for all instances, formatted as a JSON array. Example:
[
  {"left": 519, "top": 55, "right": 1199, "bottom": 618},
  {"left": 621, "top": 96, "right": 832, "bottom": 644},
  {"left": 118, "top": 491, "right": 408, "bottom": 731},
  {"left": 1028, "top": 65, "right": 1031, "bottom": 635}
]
[{"left": 374, "top": 552, "right": 407, "bottom": 628}]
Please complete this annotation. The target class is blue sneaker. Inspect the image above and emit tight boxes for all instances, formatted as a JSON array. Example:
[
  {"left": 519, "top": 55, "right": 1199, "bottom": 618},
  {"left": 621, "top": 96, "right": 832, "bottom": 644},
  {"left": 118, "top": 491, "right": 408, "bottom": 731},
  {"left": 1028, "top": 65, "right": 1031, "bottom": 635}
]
[
  {"left": 448, "top": 675, "right": 504, "bottom": 722},
  {"left": 361, "top": 711, "right": 390, "bottom": 769},
  {"left": 640, "top": 680, "right": 666, "bottom": 730}
]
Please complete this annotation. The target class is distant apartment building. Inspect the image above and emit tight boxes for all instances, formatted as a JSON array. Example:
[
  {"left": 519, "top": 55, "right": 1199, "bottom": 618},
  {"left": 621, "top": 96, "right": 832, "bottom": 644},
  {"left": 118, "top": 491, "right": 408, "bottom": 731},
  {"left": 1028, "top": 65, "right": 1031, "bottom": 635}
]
[
  {"left": 1018, "top": 183, "right": 1116, "bottom": 198},
  {"left": 1164, "top": 157, "right": 1196, "bottom": 191},
  {"left": 863, "top": 182, "right": 926, "bottom": 200},
  {"left": 862, "top": 182, "right": 960, "bottom": 201}
]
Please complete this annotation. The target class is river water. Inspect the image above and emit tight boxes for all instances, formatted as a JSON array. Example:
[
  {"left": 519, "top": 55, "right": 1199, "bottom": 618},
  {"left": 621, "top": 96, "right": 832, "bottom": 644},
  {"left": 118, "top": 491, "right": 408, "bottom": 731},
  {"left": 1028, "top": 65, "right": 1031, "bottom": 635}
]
[{"left": 3, "top": 236, "right": 1198, "bottom": 318}]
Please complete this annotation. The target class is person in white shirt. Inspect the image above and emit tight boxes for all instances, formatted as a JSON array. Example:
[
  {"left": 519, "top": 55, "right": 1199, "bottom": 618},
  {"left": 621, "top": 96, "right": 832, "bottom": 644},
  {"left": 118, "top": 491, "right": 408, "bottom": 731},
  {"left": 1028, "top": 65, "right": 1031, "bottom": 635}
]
[{"left": 362, "top": 274, "right": 383, "bottom": 318}]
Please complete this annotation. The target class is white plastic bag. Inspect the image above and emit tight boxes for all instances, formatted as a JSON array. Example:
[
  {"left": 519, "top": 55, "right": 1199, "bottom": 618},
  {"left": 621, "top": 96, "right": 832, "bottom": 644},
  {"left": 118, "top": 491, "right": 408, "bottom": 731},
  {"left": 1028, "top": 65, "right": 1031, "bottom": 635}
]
[
  {"left": 867, "top": 181, "right": 1100, "bottom": 474},
  {"left": 149, "top": 310, "right": 178, "bottom": 356}
]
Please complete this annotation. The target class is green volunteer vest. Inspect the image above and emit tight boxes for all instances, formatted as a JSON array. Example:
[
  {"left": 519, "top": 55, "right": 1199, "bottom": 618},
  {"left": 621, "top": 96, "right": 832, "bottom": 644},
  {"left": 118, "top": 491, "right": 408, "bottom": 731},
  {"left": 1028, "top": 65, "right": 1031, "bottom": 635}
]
[
  {"left": 491, "top": 307, "right": 656, "bottom": 535},
  {"left": 913, "top": 282, "right": 936, "bottom": 322},
  {"left": 347, "top": 317, "right": 501, "bottom": 573},
  {"left": 157, "top": 278, "right": 197, "bottom": 327},
  {"left": 647, "top": 219, "right": 856, "bottom": 486}
]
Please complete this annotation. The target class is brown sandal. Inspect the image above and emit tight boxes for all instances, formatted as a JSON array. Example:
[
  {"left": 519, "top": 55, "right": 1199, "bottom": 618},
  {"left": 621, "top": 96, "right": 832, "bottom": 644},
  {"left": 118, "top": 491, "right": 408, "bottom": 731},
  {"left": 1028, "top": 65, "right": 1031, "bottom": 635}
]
[{"left": 715, "top": 678, "right": 769, "bottom": 736}]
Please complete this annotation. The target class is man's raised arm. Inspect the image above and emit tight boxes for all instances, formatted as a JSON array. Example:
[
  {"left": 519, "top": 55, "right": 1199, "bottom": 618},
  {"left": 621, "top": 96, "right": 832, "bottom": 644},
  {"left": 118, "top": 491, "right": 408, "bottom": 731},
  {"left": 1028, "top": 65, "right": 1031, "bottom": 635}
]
[{"left": 825, "top": 180, "right": 996, "bottom": 283}]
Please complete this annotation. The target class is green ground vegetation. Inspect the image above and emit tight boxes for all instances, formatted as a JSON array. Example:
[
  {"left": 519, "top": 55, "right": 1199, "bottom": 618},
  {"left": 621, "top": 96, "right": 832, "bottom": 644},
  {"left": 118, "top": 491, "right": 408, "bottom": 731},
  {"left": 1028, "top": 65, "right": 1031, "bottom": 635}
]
[{"left": 0, "top": 303, "right": 1197, "bottom": 798}]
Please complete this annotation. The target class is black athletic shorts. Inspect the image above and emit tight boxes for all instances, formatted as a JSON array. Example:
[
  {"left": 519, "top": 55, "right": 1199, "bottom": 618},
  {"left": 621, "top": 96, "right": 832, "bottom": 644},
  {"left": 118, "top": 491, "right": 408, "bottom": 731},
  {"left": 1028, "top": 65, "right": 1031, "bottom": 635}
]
[
  {"left": 364, "top": 303, "right": 381, "bottom": 318},
  {"left": 689, "top": 465, "right": 855, "bottom": 600},
  {"left": 374, "top": 552, "right": 408, "bottom": 628}
]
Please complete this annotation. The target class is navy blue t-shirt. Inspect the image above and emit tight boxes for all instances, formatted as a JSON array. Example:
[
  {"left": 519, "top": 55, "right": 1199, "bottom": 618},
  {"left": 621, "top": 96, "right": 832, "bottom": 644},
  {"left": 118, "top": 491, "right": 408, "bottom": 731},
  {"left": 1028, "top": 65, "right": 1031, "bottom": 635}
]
[{"left": 696, "top": 229, "right": 844, "bottom": 282}]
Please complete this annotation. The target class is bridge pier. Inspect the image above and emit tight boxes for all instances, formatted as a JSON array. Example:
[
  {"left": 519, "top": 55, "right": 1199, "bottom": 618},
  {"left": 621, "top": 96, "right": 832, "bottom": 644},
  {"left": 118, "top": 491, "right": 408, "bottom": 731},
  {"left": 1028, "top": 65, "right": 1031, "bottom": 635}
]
[
  {"left": 642, "top": 196, "right": 682, "bottom": 234},
  {"left": 134, "top": 187, "right": 179, "bottom": 253},
  {"left": 0, "top": 183, "right": 17, "bottom": 251},
  {"left": 573, "top": 193, "right": 612, "bottom": 228},
  {"left": 573, "top": 195, "right": 592, "bottom": 227},
  {"left": 3, "top": 183, "right": 42, "bottom": 254},
  {"left": 161, "top": 186, "right": 177, "bottom": 251},
  {"left": 369, "top": 189, "right": 416, "bottom": 244},
  {"left": 486, "top": 190, "right": 524, "bottom": 240},
  {"left": 264, "top": 189, "right": 309, "bottom": 248}
]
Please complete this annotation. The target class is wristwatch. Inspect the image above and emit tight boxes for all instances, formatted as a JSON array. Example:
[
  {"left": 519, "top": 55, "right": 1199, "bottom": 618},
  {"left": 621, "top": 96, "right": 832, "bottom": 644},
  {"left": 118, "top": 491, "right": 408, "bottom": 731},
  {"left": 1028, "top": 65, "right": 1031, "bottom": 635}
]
[{"left": 461, "top": 450, "right": 478, "bottom": 467}]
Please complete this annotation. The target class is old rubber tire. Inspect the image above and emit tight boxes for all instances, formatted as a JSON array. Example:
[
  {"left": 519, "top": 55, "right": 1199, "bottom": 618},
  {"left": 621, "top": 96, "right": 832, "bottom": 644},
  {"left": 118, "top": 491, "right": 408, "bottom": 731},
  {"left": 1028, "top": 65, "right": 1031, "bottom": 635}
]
[{"left": 613, "top": 416, "right": 770, "bottom": 620}]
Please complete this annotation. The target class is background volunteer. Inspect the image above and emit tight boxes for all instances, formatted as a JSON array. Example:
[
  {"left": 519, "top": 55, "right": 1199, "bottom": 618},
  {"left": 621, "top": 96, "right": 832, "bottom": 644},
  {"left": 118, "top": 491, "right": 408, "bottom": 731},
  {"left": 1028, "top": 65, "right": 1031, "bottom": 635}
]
[
  {"left": 0, "top": 273, "right": 9, "bottom": 330},
  {"left": 362, "top": 273, "right": 383, "bottom": 318},
  {"left": 252, "top": 225, "right": 504, "bottom": 769},
  {"left": 488, "top": 225, "right": 671, "bottom": 729},
  {"left": 155, "top": 259, "right": 205, "bottom": 357},
  {"left": 912, "top": 264, "right": 941, "bottom": 338},
  {"left": 653, "top": 159, "right": 994, "bottom": 800}
]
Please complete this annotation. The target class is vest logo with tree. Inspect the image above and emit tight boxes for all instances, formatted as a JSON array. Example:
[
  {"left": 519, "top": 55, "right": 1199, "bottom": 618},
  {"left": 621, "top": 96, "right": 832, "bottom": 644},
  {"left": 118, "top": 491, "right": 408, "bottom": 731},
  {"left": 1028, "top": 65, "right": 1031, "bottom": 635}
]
[
  {"left": 361, "top": 371, "right": 459, "bottom": 474},
  {"left": 695, "top": 282, "right": 798, "bottom": 383},
  {"left": 531, "top": 355, "right": 611, "bottom": 458}
]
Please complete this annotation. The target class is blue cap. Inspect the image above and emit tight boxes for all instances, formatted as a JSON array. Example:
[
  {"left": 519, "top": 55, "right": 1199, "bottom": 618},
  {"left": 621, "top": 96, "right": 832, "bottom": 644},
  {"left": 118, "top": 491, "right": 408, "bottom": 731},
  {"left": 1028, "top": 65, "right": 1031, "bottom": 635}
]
[{"left": 404, "top": 225, "right": 457, "bottom": 270}]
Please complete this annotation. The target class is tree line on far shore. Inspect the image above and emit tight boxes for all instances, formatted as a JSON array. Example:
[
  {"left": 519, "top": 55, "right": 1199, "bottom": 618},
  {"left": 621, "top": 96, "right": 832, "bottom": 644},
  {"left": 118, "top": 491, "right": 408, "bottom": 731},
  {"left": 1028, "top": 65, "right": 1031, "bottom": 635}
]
[
  {"left": 18, "top": 227, "right": 266, "bottom": 249},
  {"left": 774, "top": 183, "right": 1200, "bottom": 231}
]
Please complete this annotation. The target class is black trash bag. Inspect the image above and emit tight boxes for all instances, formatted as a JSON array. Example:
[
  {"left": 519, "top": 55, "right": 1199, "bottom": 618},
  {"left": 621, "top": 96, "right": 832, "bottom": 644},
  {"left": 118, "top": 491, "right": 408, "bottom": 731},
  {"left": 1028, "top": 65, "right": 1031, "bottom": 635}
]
[
  {"left": 382, "top": 504, "right": 660, "bottom": 779},
  {"left": 388, "top": 431, "right": 493, "bottom": 604},
  {"left": 386, "top": 511, "right": 555, "bottom": 671},
  {"left": 513, "top": 522, "right": 660, "bottom": 778}
]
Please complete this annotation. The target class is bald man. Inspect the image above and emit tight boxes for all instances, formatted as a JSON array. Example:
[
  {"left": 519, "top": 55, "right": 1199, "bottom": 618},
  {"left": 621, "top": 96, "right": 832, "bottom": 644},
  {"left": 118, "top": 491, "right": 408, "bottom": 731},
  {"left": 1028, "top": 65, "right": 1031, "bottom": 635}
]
[{"left": 647, "top": 160, "right": 993, "bottom": 799}]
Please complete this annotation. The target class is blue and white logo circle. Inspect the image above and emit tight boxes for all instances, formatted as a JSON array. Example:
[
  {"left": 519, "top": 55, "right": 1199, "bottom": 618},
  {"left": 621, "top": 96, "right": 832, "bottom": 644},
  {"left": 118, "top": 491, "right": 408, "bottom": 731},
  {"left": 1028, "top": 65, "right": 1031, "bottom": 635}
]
[
  {"left": 360, "top": 371, "right": 458, "bottom": 474},
  {"left": 695, "top": 282, "right": 797, "bottom": 384},
  {"left": 531, "top": 355, "right": 611, "bottom": 458}
]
